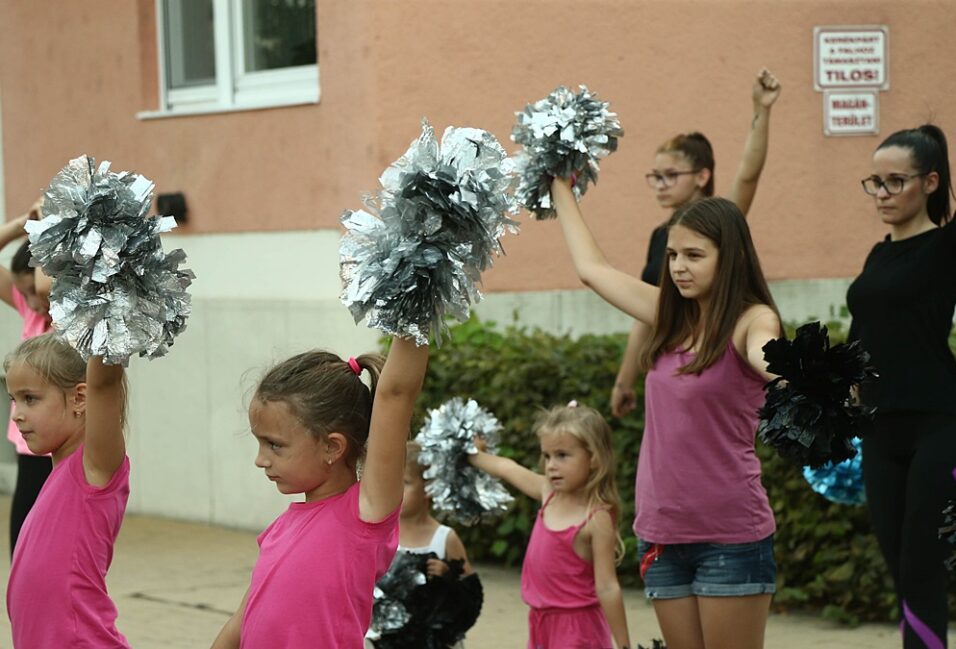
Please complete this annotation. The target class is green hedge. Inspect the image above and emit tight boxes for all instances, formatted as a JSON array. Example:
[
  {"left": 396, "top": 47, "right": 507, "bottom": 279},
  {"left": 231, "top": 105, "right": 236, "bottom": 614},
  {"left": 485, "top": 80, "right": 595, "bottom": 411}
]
[{"left": 408, "top": 316, "right": 953, "bottom": 625}]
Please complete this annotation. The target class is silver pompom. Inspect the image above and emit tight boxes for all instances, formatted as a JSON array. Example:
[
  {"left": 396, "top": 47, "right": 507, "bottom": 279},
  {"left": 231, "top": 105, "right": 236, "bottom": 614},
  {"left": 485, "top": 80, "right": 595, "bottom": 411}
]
[
  {"left": 26, "top": 155, "right": 193, "bottom": 365},
  {"left": 340, "top": 119, "right": 518, "bottom": 346},
  {"left": 414, "top": 397, "right": 514, "bottom": 525},
  {"left": 512, "top": 85, "right": 623, "bottom": 219}
]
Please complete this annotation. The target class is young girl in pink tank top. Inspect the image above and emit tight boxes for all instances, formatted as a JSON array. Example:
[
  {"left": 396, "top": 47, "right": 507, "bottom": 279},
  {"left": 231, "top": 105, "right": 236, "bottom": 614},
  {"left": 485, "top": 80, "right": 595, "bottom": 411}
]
[
  {"left": 5, "top": 333, "right": 131, "bottom": 648},
  {"left": 552, "top": 183, "right": 783, "bottom": 649},
  {"left": 211, "top": 337, "right": 429, "bottom": 649},
  {"left": 471, "top": 403, "right": 632, "bottom": 649}
]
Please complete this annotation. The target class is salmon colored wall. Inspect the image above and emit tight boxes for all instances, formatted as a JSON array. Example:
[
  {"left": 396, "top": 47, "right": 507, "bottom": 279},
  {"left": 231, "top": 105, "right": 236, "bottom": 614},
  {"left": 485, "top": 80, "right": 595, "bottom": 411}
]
[{"left": 1, "top": 1, "right": 954, "bottom": 291}]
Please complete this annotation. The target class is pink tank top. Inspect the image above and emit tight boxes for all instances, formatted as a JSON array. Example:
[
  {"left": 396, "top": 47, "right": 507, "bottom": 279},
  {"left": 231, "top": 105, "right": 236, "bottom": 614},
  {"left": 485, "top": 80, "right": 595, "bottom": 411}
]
[
  {"left": 634, "top": 342, "right": 776, "bottom": 544},
  {"left": 241, "top": 481, "right": 399, "bottom": 648},
  {"left": 7, "top": 445, "right": 131, "bottom": 648},
  {"left": 6, "top": 287, "right": 52, "bottom": 455},
  {"left": 521, "top": 493, "right": 603, "bottom": 610}
]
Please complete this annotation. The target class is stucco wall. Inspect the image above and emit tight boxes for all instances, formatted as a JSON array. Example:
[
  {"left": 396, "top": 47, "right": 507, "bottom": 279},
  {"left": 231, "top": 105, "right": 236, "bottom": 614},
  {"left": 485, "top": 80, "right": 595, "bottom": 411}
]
[{"left": 1, "top": 1, "right": 954, "bottom": 291}]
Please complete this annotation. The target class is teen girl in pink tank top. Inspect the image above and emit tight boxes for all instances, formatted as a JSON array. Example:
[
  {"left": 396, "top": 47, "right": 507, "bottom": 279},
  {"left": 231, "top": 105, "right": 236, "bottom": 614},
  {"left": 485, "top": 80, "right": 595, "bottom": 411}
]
[
  {"left": 553, "top": 181, "right": 783, "bottom": 649},
  {"left": 472, "top": 404, "right": 632, "bottom": 649}
]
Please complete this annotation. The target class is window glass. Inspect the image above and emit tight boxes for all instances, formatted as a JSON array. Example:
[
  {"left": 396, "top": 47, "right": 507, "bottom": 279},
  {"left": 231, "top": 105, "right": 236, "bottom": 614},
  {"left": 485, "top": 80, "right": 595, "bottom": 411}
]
[
  {"left": 242, "top": 0, "right": 317, "bottom": 73},
  {"left": 164, "top": 0, "right": 216, "bottom": 89}
]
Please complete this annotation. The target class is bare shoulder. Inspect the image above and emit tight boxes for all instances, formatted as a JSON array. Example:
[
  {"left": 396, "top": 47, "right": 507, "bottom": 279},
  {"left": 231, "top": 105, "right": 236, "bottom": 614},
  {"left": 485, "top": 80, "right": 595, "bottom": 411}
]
[
  {"left": 736, "top": 304, "right": 779, "bottom": 336},
  {"left": 586, "top": 508, "right": 616, "bottom": 540},
  {"left": 445, "top": 528, "right": 466, "bottom": 557}
]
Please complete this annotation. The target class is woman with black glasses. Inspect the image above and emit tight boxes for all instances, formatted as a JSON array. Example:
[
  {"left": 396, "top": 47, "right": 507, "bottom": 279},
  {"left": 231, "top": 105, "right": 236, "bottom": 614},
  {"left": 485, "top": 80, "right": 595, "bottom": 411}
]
[
  {"left": 611, "top": 69, "right": 781, "bottom": 418},
  {"left": 848, "top": 124, "right": 956, "bottom": 649}
]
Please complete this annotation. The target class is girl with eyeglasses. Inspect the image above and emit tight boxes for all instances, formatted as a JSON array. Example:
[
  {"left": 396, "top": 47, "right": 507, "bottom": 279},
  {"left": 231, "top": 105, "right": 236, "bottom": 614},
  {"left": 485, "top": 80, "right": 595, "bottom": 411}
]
[
  {"left": 848, "top": 124, "right": 956, "bottom": 649},
  {"left": 611, "top": 69, "right": 781, "bottom": 418}
]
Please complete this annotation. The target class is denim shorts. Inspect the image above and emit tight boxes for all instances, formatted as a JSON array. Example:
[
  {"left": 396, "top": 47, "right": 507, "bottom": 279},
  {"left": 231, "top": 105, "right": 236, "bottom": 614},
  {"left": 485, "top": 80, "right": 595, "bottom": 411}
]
[{"left": 637, "top": 535, "right": 776, "bottom": 599}]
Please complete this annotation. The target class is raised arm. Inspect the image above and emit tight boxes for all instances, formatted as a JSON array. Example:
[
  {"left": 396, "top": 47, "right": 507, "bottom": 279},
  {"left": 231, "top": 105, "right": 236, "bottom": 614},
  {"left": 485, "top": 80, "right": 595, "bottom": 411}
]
[
  {"left": 726, "top": 69, "right": 781, "bottom": 218},
  {"left": 0, "top": 213, "right": 30, "bottom": 308},
  {"left": 82, "top": 357, "right": 127, "bottom": 487},
  {"left": 360, "top": 336, "right": 429, "bottom": 522},
  {"left": 590, "top": 510, "right": 631, "bottom": 649},
  {"left": 34, "top": 266, "right": 52, "bottom": 302},
  {"left": 469, "top": 449, "right": 547, "bottom": 501},
  {"left": 551, "top": 178, "right": 659, "bottom": 325}
]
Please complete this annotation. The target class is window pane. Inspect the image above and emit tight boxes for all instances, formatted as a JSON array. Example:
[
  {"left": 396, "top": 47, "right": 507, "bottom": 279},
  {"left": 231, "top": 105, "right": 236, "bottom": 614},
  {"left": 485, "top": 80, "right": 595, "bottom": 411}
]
[
  {"left": 164, "top": 0, "right": 216, "bottom": 89},
  {"left": 242, "top": 0, "right": 317, "bottom": 72}
]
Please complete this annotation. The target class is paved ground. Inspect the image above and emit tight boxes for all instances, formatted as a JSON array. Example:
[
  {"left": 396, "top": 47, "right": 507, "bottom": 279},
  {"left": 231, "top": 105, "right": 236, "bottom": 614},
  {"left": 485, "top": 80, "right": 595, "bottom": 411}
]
[{"left": 0, "top": 495, "right": 949, "bottom": 648}]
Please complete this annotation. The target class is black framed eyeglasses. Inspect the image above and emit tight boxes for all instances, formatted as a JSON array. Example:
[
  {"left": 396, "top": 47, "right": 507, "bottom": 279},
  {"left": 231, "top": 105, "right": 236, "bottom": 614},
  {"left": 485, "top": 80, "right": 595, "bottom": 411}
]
[
  {"left": 645, "top": 170, "right": 699, "bottom": 189},
  {"left": 861, "top": 173, "right": 928, "bottom": 196}
]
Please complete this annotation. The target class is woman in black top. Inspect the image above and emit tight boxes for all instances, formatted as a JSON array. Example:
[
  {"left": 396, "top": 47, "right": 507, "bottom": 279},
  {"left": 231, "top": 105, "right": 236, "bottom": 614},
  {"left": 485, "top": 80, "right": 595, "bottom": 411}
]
[
  {"left": 847, "top": 124, "right": 956, "bottom": 649},
  {"left": 611, "top": 69, "right": 781, "bottom": 417}
]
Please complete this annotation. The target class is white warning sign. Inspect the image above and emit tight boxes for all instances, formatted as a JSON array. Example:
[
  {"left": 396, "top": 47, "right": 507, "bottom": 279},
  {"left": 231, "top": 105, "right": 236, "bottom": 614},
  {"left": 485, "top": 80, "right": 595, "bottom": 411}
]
[
  {"left": 823, "top": 90, "right": 879, "bottom": 136},
  {"left": 814, "top": 26, "right": 889, "bottom": 90}
]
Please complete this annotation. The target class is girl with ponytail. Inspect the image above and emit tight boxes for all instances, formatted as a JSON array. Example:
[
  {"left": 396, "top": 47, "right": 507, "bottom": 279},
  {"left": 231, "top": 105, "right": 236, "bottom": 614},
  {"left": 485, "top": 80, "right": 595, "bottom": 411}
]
[{"left": 848, "top": 123, "right": 956, "bottom": 649}]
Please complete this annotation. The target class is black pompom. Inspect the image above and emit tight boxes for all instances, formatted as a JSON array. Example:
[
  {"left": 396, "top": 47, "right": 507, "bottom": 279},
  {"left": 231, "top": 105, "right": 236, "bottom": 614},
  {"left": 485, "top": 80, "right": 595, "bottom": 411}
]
[
  {"left": 757, "top": 322, "right": 876, "bottom": 468},
  {"left": 370, "top": 552, "right": 484, "bottom": 648}
]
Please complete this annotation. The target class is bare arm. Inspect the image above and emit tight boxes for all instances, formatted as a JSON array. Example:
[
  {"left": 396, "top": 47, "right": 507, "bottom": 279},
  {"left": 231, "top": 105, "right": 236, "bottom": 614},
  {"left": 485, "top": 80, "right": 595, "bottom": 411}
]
[
  {"left": 359, "top": 337, "right": 428, "bottom": 522},
  {"left": 726, "top": 69, "right": 781, "bottom": 218},
  {"left": 210, "top": 587, "right": 249, "bottom": 649},
  {"left": 35, "top": 266, "right": 52, "bottom": 301},
  {"left": 469, "top": 450, "right": 547, "bottom": 501},
  {"left": 82, "top": 357, "right": 126, "bottom": 487},
  {"left": 590, "top": 511, "right": 631, "bottom": 649},
  {"left": 551, "top": 178, "right": 659, "bottom": 325},
  {"left": 444, "top": 529, "right": 474, "bottom": 575},
  {"left": 0, "top": 213, "right": 30, "bottom": 308},
  {"left": 611, "top": 320, "right": 651, "bottom": 418},
  {"left": 743, "top": 307, "right": 783, "bottom": 381}
]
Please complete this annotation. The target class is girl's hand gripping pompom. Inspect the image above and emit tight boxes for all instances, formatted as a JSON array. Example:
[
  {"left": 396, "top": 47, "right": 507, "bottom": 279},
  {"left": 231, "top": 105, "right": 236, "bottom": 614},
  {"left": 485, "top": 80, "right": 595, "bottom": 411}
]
[
  {"left": 340, "top": 119, "right": 519, "bottom": 346},
  {"left": 414, "top": 397, "right": 514, "bottom": 525},
  {"left": 756, "top": 322, "right": 876, "bottom": 468},
  {"left": 25, "top": 155, "right": 193, "bottom": 365},
  {"left": 512, "top": 85, "right": 624, "bottom": 220}
]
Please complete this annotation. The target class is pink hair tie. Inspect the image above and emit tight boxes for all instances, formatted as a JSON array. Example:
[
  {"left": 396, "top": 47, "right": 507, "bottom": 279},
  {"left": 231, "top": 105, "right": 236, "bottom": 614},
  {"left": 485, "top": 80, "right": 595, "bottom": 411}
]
[{"left": 347, "top": 357, "right": 361, "bottom": 375}]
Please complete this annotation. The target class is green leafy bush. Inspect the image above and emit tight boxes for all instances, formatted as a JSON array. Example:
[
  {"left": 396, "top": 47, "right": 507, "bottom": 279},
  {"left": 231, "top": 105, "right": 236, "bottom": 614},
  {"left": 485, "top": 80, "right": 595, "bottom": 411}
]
[{"left": 408, "top": 316, "right": 954, "bottom": 625}]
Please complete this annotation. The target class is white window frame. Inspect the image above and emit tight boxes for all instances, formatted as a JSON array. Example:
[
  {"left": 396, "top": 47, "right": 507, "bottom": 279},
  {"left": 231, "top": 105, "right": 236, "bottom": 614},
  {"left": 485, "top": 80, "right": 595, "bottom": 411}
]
[{"left": 139, "top": 0, "right": 319, "bottom": 119}]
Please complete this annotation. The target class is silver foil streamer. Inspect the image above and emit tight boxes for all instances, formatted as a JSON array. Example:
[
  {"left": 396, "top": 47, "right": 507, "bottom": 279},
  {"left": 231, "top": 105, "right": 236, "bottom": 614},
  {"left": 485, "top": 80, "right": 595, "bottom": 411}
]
[
  {"left": 26, "top": 155, "right": 193, "bottom": 365},
  {"left": 340, "top": 119, "right": 518, "bottom": 346},
  {"left": 414, "top": 397, "right": 514, "bottom": 526},
  {"left": 512, "top": 85, "right": 623, "bottom": 219}
]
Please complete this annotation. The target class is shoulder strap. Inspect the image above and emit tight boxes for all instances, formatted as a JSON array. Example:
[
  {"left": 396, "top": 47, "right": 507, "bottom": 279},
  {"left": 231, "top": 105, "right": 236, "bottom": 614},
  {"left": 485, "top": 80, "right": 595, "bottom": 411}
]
[
  {"left": 581, "top": 505, "right": 610, "bottom": 527},
  {"left": 428, "top": 525, "right": 453, "bottom": 558},
  {"left": 541, "top": 491, "right": 557, "bottom": 511}
]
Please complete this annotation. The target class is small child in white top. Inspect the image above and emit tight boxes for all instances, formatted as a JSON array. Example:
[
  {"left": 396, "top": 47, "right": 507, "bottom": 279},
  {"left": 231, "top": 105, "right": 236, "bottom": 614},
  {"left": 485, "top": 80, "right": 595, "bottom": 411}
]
[{"left": 366, "top": 441, "right": 481, "bottom": 648}]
